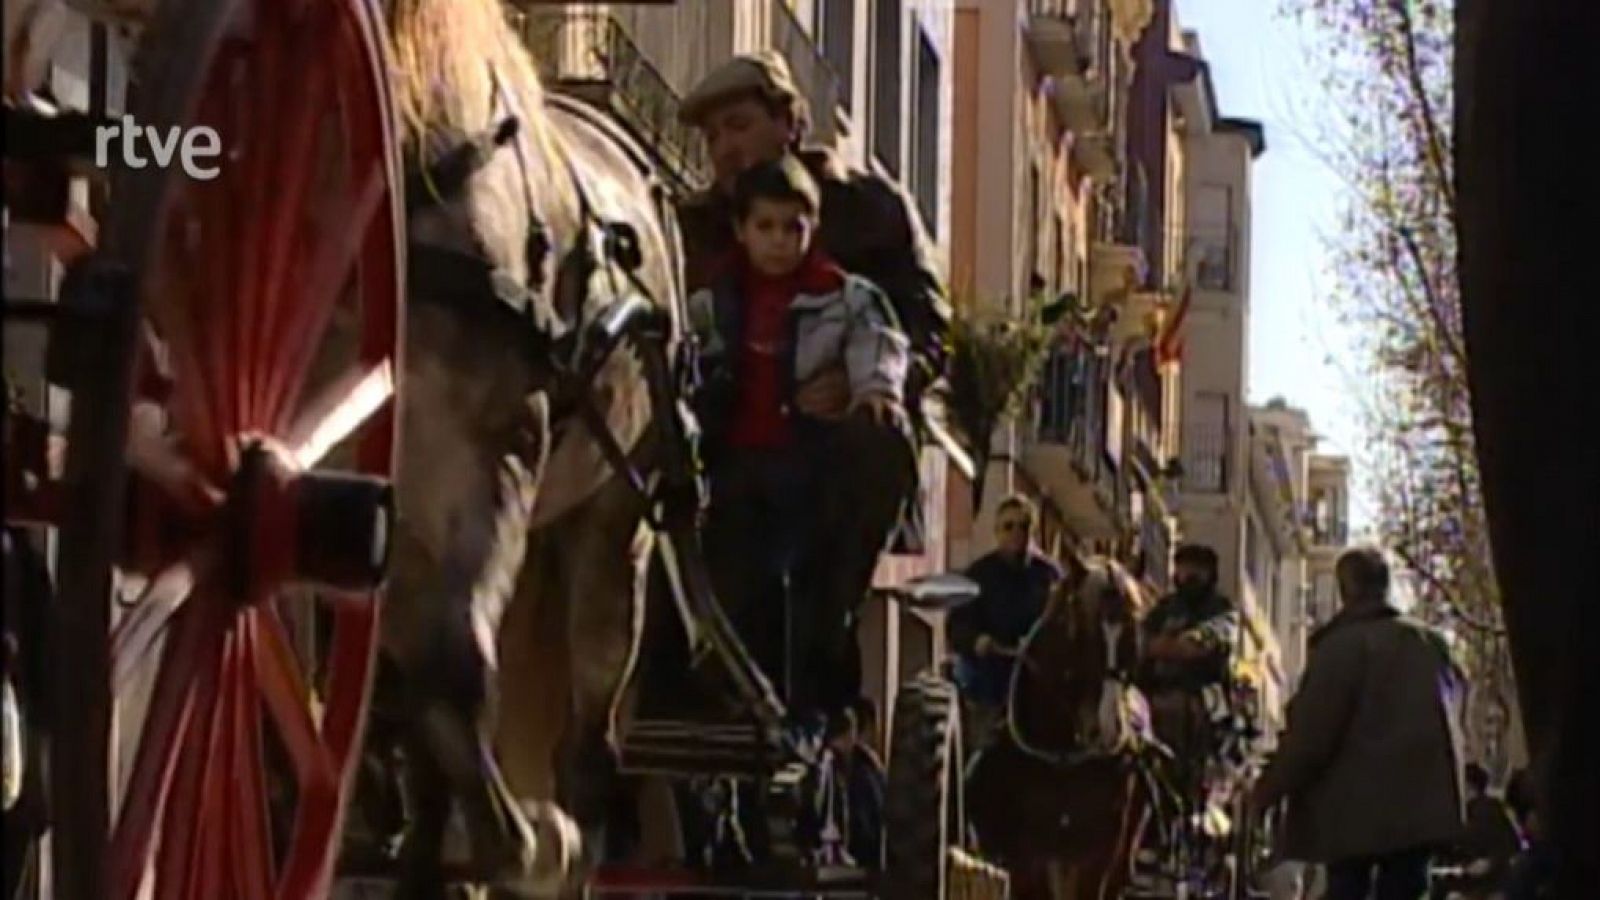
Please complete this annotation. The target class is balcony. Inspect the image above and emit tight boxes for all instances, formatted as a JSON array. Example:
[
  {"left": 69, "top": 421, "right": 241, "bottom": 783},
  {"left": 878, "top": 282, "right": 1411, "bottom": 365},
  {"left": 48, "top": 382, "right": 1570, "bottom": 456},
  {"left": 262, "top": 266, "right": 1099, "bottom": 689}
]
[
  {"left": 1039, "top": 0, "right": 1112, "bottom": 135},
  {"left": 1182, "top": 422, "right": 1230, "bottom": 494},
  {"left": 519, "top": 10, "right": 708, "bottom": 194},
  {"left": 1072, "top": 131, "right": 1118, "bottom": 185},
  {"left": 1025, "top": 347, "right": 1120, "bottom": 540},
  {"left": 770, "top": 0, "right": 842, "bottom": 144},
  {"left": 1025, "top": 0, "right": 1090, "bottom": 78},
  {"left": 1088, "top": 238, "right": 1146, "bottom": 303}
]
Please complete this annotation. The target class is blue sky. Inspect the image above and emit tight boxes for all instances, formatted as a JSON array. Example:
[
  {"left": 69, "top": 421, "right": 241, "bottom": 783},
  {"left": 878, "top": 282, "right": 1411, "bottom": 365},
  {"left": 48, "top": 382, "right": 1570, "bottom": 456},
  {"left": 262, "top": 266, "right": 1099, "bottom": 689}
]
[{"left": 1176, "top": 0, "right": 1375, "bottom": 528}]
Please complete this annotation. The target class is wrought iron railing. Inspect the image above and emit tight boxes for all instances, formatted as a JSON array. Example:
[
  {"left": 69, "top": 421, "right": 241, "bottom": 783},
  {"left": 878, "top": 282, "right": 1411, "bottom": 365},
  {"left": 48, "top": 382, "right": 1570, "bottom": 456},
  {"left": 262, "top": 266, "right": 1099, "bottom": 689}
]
[
  {"left": 1140, "top": 497, "right": 1171, "bottom": 591},
  {"left": 1119, "top": 159, "right": 1149, "bottom": 250},
  {"left": 1028, "top": 0, "right": 1078, "bottom": 17},
  {"left": 1182, "top": 422, "right": 1230, "bottom": 493},
  {"left": 771, "top": 0, "right": 841, "bottom": 143},
  {"left": 519, "top": 10, "right": 709, "bottom": 194},
  {"left": 1033, "top": 343, "right": 1118, "bottom": 499}
]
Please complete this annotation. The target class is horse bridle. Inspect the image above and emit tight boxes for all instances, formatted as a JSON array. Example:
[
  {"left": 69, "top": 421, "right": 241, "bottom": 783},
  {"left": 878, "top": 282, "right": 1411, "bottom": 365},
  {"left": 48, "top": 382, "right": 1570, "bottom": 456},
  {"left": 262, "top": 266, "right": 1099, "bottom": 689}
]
[
  {"left": 1005, "top": 576, "right": 1140, "bottom": 768},
  {"left": 403, "top": 68, "right": 688, "bottom": 525}
]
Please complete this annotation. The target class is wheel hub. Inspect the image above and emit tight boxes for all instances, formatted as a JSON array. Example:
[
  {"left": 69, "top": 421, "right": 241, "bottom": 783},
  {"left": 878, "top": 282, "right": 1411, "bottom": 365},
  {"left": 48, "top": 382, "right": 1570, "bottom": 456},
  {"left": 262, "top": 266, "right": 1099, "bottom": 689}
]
[{"left": 228, "top": 440, "right": 391, "bottom": 600}]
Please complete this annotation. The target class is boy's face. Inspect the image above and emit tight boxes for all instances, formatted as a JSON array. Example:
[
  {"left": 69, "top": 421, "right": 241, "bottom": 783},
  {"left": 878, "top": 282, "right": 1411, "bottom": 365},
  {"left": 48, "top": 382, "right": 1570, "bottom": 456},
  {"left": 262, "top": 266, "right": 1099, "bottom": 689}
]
[{"left": 734, "top": 196, "right": 815, "bottom": 277}]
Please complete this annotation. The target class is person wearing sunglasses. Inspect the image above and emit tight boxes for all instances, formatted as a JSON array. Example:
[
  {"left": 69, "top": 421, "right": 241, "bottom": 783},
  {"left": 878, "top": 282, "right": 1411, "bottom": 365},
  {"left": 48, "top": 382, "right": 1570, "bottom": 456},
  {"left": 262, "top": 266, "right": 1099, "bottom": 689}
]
[{"left": 948, "top": 495, "right": 1063, "bottom": 753}]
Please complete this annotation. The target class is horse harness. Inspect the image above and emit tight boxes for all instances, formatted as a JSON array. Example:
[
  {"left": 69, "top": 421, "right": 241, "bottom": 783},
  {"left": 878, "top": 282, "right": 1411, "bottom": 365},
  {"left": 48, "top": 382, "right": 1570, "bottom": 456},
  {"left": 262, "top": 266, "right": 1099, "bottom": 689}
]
[{"left": 402, "top": 73, "right": 687, "bottom": 528}]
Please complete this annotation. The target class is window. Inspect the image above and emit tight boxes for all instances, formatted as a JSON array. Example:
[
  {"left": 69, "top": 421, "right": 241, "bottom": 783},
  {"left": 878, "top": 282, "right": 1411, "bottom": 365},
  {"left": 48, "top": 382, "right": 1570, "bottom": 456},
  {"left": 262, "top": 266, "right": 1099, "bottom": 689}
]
[
  {"left": 1184, "top": 391, "right": 1230, "bottom": 492},
  {"left": 911, "top": 24, "right": 940, "bottom": 236},
  {"left": 872, "top": 0, "right": 903, "bottom": 175},
  {"left": 1055, "top": 211, "right": 1069, "bottom": 292},
  {"left": 1026, "top": 162, "right": 1041, "bottom": 293},
  {"left": 1105, "top": 379, "right": 1124, "bottom": 465},
  {"left": 817, "top": 0, "right": 855, "bottom": 116},
  {"left": 1192, "top": 183, "right": 1235, "bottom": 290},
  {"left": 1314, "top": 573, "right": 1337, "bottom": 620}
]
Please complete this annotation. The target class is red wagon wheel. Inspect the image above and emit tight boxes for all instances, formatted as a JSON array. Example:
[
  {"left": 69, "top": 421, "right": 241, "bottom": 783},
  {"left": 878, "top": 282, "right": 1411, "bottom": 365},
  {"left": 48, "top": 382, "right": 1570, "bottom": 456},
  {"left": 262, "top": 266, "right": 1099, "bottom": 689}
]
[{"left": 50, "top": 0, "right": 404, "bottom": 897}]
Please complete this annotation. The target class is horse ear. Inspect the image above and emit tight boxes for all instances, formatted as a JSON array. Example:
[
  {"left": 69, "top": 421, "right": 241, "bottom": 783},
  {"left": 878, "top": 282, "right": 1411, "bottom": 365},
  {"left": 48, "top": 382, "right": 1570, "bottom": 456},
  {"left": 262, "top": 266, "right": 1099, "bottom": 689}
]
[{"left": 1061, "top": 552, "right": 1088, "bottom": 586}]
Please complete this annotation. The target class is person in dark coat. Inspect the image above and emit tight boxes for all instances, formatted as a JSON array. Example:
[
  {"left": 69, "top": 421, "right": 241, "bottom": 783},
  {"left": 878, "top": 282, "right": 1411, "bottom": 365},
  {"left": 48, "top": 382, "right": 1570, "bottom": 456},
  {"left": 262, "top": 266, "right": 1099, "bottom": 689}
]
[
  {"left": 675, "top": 52, "right": 943, "bottom": 715},
  {"left": 947, "top": 495, "right": 1062, "bottom": 751},
  {"left": 1450, "top": 763, "right": 1525, "bottom": 896},
  {"left": 1250, "top": 547, "right": 1467, "bottom": 900}
]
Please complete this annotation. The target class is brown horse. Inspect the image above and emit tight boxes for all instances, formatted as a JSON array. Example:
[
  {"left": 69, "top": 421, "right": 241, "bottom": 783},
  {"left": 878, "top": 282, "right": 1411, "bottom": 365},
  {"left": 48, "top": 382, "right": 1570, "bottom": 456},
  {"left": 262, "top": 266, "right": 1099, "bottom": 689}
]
[{"left": 965, "top": 555, "right": 1156, "bottom": 900}]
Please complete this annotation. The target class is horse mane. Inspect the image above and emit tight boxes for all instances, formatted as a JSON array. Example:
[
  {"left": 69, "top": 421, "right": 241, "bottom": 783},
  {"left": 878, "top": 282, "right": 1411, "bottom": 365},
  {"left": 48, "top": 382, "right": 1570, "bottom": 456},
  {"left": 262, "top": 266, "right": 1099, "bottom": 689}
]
[
  {"left": 386, "top": 0, "right": 577, "bottom": 225},
  {"left": 1048, "top": 553, "right": 1150, "bottom": 624}
]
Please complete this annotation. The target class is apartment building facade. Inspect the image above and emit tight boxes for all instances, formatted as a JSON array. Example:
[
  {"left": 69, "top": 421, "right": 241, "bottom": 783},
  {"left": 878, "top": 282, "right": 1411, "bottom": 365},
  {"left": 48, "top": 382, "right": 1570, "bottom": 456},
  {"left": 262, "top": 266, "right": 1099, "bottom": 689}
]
[
  {"left": 949, "top": 0, "right": 1174, "bottom": 586},
  {"left": 1304, "top": 453, "right": 1352, "bottom": 627},
  {"left": 1245, "top": 399, "right": 1317, "bottom": 695}
]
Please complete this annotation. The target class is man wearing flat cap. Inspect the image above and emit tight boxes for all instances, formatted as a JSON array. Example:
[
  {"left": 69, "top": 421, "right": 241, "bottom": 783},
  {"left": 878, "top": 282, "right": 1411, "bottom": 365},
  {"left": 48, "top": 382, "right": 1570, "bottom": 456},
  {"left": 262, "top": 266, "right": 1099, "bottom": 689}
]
[{"left": 676, "top": 52, "right": 951, "bottom": 718}]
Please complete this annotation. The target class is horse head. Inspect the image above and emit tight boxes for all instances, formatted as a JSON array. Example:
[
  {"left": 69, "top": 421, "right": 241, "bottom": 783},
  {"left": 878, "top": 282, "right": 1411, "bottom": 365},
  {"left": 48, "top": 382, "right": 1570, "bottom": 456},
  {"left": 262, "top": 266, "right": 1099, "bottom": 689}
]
[{"left": 1010, "top": 555, "right": 1148, "bottom": 762}]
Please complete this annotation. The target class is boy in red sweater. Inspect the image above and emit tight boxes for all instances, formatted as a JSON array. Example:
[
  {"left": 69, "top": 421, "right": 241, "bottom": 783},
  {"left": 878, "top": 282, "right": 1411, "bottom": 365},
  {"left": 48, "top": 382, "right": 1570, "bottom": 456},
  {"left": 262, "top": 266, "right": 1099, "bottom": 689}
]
[{"left": 688, "top": 156, "right": 909, "bottom": 718}]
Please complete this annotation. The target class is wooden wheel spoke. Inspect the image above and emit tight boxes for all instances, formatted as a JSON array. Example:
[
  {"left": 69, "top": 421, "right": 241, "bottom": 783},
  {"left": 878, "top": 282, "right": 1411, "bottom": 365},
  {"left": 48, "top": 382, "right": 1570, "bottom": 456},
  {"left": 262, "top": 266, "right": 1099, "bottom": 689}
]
[
  {"left": 284, "top": 359, "right": 394, "bottom": 468},
  {"left": 232, "top": 617, "right": 275, "bottom": 900},
  {"left": 252, "top": 607, "right": 337, "bottom": 794},
  {"left": 274, "top": 601, "right": 378, "bottom": 899},
  {"left": 192, "top": 634, "right": 238, "bottom": 897},
  {"left": 110, "top": 550, "right": 208, "bottom": 687},
  {"left": 263, "top": 160, "right": 389, "bottom": 433},
  {"left": 109, "top": 591, "right": 226, "bottom": 900},
  {"left": 247, "top": 14, "right": 340, "bottom": 428},
  {"left": 153, "top": 616, "right": 227, "bottom": 899}
]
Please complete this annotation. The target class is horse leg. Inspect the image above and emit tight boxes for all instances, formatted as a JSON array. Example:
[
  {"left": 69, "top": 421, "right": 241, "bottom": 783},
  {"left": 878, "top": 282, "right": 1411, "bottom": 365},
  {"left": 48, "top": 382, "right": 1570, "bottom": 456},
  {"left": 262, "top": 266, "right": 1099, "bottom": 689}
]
[
  {"left": 394, "top": 718, "right": 452, "bottom": 900},
  {"left": 551, "top": 475, "right": 652, "bottom": 865},
  {"left": 1091, "top": 768, "right": 1144, "bottom": 900},
  {"left": 385, "top": 425, "right": 580, "bottom": 891}
]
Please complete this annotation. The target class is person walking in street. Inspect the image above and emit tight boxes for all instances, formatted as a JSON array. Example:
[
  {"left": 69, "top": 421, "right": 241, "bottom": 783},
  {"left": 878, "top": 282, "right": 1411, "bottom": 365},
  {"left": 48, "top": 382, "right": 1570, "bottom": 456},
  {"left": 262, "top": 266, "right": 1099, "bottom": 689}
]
[
  {"left": 1250, "top": 547, "right": 1467, "bottom": 900},
  {"left": 947, "top": 495, "right": 1062, "bottom": 754},
  {"left": 1438, "top": 763, "right": 1524, "bottom": 898}
]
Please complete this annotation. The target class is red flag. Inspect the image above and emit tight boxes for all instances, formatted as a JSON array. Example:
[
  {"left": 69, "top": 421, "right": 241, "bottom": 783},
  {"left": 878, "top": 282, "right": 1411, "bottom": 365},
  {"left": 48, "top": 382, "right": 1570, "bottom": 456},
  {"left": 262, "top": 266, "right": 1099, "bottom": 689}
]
[{"left": 1155, "top": 281, "right": 1192, "bottom": 365}]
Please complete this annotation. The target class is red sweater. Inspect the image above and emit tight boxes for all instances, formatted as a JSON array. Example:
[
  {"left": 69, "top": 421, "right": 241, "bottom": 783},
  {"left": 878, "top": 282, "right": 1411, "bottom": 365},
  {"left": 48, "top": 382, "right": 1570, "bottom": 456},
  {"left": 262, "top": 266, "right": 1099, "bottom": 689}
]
[{"left": 726, "top": 250, "right": 845, "bottom": 449}]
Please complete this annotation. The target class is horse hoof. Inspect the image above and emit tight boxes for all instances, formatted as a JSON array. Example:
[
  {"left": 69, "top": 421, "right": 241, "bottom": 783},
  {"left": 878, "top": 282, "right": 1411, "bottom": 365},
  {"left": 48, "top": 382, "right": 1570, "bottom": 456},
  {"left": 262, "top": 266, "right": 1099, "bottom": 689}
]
[{"left": 496, "top": 801, "right": 583, "bottom": 897}]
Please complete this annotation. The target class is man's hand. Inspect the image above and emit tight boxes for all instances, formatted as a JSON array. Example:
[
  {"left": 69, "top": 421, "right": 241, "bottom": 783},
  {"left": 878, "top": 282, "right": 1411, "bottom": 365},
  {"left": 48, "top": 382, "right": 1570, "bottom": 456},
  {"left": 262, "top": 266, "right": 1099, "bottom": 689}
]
[
  {"left": 794, "top": 366, "right": 851, "bottom": 419},
  {"left": 850, "top": 391, "right": 905, "bottom": 429},
  {"left": 974, "top": 634, "right": 996, "bottom": 657},
  {"left": 1247, "top": 780, "right": 1275, "bottom": 816},
  {"left": 1148, "top": 633, "right": 1206, "bottom": 661}
]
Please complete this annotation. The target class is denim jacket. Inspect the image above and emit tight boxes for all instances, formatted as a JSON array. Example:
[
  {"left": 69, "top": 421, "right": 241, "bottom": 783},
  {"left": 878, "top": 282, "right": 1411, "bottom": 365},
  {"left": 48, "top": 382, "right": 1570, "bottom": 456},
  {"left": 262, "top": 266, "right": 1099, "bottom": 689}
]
[{"left": 687, "top": 268, "right": 910, "bottom": 456}]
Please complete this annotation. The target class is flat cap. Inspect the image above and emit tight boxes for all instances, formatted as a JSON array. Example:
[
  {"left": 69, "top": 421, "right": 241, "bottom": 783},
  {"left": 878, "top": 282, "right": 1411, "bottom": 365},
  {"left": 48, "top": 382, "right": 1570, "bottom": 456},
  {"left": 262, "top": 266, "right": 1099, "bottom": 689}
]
[{"left": 679, "top": 51, "right": 807, "bottom": 127}]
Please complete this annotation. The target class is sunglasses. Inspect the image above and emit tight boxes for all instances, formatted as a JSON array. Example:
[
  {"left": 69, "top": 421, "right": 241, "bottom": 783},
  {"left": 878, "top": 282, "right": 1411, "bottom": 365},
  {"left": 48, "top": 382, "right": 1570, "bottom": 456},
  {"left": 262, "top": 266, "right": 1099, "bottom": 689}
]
[{"left": 998, "top": 520, "right": 1031, "bottom": 532}]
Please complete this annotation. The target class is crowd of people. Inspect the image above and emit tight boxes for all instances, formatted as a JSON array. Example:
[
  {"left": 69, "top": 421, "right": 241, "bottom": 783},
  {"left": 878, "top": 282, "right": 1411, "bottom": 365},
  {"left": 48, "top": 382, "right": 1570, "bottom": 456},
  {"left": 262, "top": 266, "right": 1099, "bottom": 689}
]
[{"left": 944, "top": 499, "right": 1550, "bottom": 900}]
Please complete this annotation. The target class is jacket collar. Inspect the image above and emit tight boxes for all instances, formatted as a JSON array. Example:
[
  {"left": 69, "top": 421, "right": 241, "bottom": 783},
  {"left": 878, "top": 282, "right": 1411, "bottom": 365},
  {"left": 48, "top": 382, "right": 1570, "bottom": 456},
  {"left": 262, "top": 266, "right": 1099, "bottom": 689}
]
[
  {"left": 1310, "top": 601, "right": 1401, "bottom": 647},
  {"left": 721, "top": 247, "right": 845, "bottom": 300}
]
